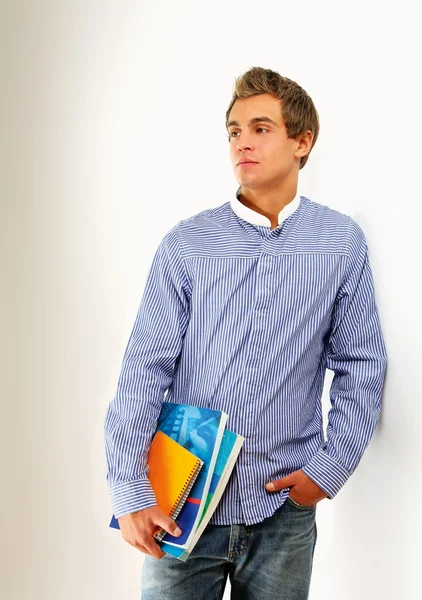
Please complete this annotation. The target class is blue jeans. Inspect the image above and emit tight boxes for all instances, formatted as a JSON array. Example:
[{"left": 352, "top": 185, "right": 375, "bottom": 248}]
[{"left": 141, "top": 496, "right": 317, "bottom": 600}]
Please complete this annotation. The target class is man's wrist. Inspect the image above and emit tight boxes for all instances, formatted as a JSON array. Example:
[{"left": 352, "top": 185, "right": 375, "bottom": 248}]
[
  {"left": 302, "top": 448, "right": 350, "bottom": 499},
  {"left": 110, "top": 477, "right": 157, "bottom": 519}
]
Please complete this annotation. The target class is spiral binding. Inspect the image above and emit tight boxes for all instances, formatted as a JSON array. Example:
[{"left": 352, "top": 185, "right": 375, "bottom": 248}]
[{"left": 154, "top": 458, "right": 204, "bottom": 542}]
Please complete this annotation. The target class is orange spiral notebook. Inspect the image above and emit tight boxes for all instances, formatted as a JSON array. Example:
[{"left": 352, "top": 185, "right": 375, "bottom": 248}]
[{"left": 148, "top": 430, "right": 204, "bottom": 541}]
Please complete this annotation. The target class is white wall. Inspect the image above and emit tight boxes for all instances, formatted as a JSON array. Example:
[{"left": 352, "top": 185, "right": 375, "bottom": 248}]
[{"left": 1, "top": 1, "right": 420, "bottom": 598}]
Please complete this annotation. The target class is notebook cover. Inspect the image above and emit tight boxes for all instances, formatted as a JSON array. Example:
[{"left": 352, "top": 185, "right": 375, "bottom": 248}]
[{"left": 148, "top": 431, "right": 203, "bottom": 522}]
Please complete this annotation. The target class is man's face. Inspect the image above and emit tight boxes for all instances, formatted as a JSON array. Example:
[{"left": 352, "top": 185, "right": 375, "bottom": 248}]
[{"left": 227, "top": 93, "right": 303, "bottom": 190}]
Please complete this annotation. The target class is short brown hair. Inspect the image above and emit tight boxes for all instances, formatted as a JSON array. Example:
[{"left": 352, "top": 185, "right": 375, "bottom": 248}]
[{"left": 225, "top": 67, "right": 320, "bottom": 170}]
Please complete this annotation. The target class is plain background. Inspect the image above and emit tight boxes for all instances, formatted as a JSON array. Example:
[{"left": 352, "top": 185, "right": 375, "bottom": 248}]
[{"left": 1, "top": 1, "right": 421, "bottom": 598}]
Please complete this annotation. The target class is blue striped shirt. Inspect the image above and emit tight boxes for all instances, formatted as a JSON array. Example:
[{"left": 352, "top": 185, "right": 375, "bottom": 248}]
[{"left": 104, "top": 188, "right": 387, "bottom": 526}]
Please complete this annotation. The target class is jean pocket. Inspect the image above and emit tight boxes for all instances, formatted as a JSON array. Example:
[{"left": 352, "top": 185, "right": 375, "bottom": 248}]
[{"left": 286, "top": 495, "right": 316, "bottom": 510}]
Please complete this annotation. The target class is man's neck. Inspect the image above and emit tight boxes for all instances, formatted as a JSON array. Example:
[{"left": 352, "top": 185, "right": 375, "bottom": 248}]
[{"left": 238, "top": 183, "right": 298, "bottom": 230}]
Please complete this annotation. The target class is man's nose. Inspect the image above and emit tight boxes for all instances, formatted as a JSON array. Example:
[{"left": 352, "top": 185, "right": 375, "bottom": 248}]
[{"left": 237, "top": 137, "right": 254, "bottom": 151}]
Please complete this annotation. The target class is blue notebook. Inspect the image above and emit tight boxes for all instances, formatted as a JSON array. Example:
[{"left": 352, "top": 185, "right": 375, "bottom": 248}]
[{"left": 109, "top": 402, "right": 230, "bottom": 551}]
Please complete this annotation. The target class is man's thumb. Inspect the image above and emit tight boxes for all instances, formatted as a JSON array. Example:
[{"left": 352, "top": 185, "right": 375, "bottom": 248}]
[
  {"left": 265, "top": 474, "right": 294, "bottom": 492},
  {"left": 157, "top": 517, "right": 182, "bottom": 537}
]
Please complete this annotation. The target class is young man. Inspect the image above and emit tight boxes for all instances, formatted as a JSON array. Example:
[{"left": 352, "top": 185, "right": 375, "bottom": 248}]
[{"left": 104, "top": 67, "right": 387, "bottom": 599}]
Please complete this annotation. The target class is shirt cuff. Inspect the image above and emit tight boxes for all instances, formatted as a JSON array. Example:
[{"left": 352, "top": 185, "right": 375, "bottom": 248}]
[
  {"left": 301, "top": 448, "right": 351, "bottom": 499},
  {"left": 109, "top": 478, "right": 158, "bottom": 519}
]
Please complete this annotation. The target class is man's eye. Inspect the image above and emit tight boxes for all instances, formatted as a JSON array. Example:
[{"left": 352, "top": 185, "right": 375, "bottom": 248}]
[{"left": 229, "top": 128, "right": 268, "bottom": 138}]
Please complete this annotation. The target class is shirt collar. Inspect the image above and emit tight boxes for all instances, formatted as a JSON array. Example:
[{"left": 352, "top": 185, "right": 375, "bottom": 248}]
[{"left": 230, "top": 186, "right": 301, "bottom": 227}]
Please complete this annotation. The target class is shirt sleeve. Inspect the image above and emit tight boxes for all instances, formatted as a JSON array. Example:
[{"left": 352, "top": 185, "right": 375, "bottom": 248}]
[
  {"left": 301, "top": 219, "right": 388, "bottom": 499},
  {"left": 104, "top": 225, "right": 191, "bottom": 518}
]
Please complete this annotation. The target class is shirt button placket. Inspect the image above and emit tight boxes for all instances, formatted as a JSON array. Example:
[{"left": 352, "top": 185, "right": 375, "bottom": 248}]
[{"left": 241, "top": 246, "right": 272, "bottom": 517}]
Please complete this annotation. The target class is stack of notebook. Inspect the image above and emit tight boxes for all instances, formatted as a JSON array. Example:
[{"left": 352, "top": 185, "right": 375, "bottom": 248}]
[{"left": 109, "top": 402, "right": 244, "bottom": 561}]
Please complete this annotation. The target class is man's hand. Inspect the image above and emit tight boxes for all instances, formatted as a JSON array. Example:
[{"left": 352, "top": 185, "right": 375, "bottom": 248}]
[
  {"left": 265, "top": 469, "right": 328, "bottom": 507},
  {"left": 118, "top": 506, "right": 182, "bottom": 560}
]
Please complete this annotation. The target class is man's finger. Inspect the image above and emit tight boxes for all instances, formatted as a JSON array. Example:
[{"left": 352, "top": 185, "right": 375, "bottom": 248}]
[
  {"left": 155, "top": 516, "right": 182, "bottom": 537},
  {"left": 141, "top": 538, "right": 165, "bottom": 560},
  {"left": 265, "top": 473, "right": 296, "bottom": 491}
]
